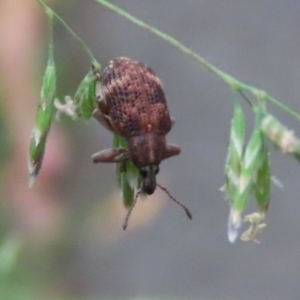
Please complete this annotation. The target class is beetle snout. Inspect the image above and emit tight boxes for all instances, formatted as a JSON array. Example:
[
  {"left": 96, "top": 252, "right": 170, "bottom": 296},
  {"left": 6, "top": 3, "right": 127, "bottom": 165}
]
[
  {"left": 142, "top": 177, "right": 156, "bottom": 195},
  {"left": 139, "top": 165, "right": 159, "bottom": 195}
]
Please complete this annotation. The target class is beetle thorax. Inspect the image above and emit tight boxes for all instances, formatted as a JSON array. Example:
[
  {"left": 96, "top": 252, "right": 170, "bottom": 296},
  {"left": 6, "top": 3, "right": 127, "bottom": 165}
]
[{"left": 128, "top": 133, "right": 166, "bottom": 167}]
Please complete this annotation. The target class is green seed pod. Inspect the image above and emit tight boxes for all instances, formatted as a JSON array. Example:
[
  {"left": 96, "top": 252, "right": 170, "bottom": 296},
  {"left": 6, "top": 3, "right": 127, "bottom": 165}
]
[
  {"left": 239, "top": 129, "right": 263, "bottom": 193},
  {"left": 113, "top": 133, "right": 127, "bottom": 149},
  {"left": 37, "top": 57, "right": 56, "bottom": 131},
  {"left": 226, "top": 104, "right": 267, "bottom": 242},
  {"left": 254, "top": 146, "right": 270, "bottom": 213},
  {"left": 225, "top": 99, "right": 245, "bottom": 200},
  {"left": 28, "top": 128, "right": 47, "bottom": 185},
  {"left": 261, "top": 114, "right": 300, "bottom": 160},
  {"left": 113, "top": 134, "right": 141, "bottom": 207},
  {"left": 114, "top": 134, "right": 127, "bottom": 191},
  {"left": 228, "top": 180, "right": 253, "bottom": 242},
  {"left": 28, "top": 56, "right": 56, "bottom": 187},
  {"left": 74, "top": 71, "right": 97, "bottom": 119},
  {"left": 230, "top": 116, "right": 264, "bottom": 216},
  {"left": 225, "top": 99, "right": 246, "bottom": 242},
  {"left": 119, "top": 170, "right": 135, "bottom": 208}
]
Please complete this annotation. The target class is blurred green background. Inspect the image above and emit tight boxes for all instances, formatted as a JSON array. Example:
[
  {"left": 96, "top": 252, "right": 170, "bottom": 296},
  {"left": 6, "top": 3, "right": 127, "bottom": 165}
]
[{"left": 1, "top": 1, "right": 300, "bottom": 300}]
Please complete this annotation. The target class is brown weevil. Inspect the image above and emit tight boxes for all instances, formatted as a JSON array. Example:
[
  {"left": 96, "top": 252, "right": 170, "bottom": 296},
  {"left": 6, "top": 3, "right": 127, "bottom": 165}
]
[{"left": 92, "top": 57, "right": 192, "bottom": 229}]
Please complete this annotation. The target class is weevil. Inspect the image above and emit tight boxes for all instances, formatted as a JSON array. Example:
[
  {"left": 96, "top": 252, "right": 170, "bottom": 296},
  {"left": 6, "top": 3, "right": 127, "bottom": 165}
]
[{"left": 92, "top": 57, "right": 192, "bottom": 229}]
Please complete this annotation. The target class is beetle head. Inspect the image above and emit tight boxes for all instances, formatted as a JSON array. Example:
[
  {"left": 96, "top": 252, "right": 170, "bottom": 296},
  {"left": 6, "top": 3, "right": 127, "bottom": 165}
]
[{"left": 128, "top": 134, "right": 165, "bottom": 166}]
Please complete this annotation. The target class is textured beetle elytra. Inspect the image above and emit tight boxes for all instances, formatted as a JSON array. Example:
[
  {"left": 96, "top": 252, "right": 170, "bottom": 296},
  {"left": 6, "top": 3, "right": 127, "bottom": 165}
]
[{"left": 92, "top": 57, "right": 192, "bottom": 229}]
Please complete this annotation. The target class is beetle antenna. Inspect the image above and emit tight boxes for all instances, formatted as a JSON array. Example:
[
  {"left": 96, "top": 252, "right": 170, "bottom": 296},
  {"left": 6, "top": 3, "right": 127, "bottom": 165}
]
[
  {"left": 157, "top": 183, "right": 192, "bottom": 220},
  {"left": 123, "top": 189, "right": 141, "bottom": 230}
]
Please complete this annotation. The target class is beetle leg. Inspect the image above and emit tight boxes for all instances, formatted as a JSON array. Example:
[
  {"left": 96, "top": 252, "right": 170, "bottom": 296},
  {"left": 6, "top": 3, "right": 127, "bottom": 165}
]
[
  {"left": 92, "top": 64, "right": 102, "bottom": 81},
  {"left": 93, "top": 109, "right": 115, "bottom": 133},
  {"left": 162, "top": 144, "right": 181, "bottom": 160},
  {"left": 92, "top": 65, "right": 106, "bottom": 104},
  {"left": 92, "top": 148, "right": 129, "bottom": 163}
]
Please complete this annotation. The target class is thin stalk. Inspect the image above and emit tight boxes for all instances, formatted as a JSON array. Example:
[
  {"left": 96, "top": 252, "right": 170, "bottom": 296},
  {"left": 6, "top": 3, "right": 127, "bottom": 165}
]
[
  {"left": 94, "top": 0, "right": 300, "bottom": 122},
  {"left": 236, "top": 89, "right": 254, "bottom": 109},
  {"left": 47, "top": 9, "right": 54, "bottom": 60},
  {"left": 36, "top": 0, "right": 99, "bottom": 68}
]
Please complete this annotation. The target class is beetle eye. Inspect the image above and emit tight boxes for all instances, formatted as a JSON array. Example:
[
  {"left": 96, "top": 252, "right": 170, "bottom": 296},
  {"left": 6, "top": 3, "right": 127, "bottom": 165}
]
[
  {"left": 155, "top": 166, "right": 159, "bottom": 175},
  {"left": 140, "top": 168, "right": 147, "bottom": 178}
]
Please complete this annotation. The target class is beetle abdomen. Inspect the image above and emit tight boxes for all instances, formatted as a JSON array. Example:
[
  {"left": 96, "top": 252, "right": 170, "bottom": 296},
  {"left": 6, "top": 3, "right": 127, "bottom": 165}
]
[{"left": 100, "top": 57, "right": 172, "bottom": 138}]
